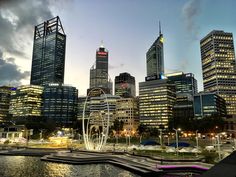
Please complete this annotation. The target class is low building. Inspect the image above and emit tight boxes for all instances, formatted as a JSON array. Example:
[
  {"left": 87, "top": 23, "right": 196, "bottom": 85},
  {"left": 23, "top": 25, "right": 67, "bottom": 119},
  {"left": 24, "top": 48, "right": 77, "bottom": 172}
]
[{"left": 194, "top": 92, "right": 227, "bottom": 119}]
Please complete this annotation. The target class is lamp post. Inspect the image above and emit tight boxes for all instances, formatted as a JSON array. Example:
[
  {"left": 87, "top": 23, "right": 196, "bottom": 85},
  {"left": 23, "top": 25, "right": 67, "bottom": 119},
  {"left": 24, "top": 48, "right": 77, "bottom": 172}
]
[
  {"left": 196, "top": 130, "right": 199, "bottom": 150},
  {"left": 173, "top": 128, "right": 181, "bottom": 156},
  {"left": 216, "top": 133, "right": 221, "bottom": 161}
]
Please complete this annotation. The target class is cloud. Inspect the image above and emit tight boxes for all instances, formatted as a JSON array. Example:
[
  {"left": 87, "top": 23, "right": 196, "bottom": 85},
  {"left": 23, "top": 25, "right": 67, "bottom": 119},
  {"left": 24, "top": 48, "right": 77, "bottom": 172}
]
[
  {"left": 182, "top": 0, "right": 201, "bottom": 40},
  {"left": 0, "top": 50, "right": 30, "bottom": 86},
  {"left": 0, "top": 0, "right": 54, "bottom": 58}
]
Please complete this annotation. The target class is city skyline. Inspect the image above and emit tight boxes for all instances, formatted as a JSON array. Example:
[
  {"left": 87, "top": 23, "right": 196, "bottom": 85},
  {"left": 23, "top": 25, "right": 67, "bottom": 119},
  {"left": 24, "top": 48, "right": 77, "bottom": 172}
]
[{"left": 0, "top": 0, "right": 236, "bottom": 95}]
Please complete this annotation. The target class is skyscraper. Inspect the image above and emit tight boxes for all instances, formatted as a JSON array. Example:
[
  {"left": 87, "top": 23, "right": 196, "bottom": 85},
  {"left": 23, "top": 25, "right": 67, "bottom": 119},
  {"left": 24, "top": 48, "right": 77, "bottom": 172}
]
[
  {"left": 115, "top": 72, "right": 136, "bottom": 98},
  {"left": 30, "top": 16, "right": 66, "bottom": 86},
  {"left": 200, "top": 30, "right": 236, "bottom": 117},
  {"left": 90, "top": 44, "right": 109, "bottom": 88},
  {"left": 146, "top": 22, "right": 164, "bottom": 79}
]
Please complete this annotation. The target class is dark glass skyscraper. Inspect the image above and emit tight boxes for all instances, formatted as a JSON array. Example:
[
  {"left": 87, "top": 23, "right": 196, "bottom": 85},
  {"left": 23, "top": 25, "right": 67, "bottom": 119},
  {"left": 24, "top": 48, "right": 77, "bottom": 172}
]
[
  {"left": 146, "top": 23, "right": 164, "bottom": 79},
  {"left": 115, "top": 72, "right": 136, "bottom": 98},
  {"left": 30, "top": 16, "right": 66, "bottom": 86}
]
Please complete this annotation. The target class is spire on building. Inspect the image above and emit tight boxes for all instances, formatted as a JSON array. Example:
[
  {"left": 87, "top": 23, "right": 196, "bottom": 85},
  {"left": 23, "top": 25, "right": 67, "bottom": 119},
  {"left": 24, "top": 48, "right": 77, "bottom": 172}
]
[
  {"left": 159, "top": 21, "right": 162, "bottom": 35},
  {"left": 100, "top": 40, "right": 104, "bottom": 48}
]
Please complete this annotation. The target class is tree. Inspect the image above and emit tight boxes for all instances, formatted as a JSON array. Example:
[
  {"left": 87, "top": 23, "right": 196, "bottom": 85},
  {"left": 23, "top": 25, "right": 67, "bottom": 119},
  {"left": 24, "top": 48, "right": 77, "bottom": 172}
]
[
  {"left": 137, "top": 123, "right": 146, "bottom": 136},
  {"left": 110, "top": 119, "right": 124, "bottom": 135}
]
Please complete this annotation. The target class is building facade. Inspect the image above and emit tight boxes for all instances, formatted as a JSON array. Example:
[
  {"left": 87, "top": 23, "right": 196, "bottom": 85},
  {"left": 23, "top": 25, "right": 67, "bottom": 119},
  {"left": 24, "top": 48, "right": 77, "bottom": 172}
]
[
  {"left": 146, "top": 25, "right": 164, "bottom": 79},
  {"left": 0, "top": 86, "right": 13, "bottom": 122},
  {"left": 194, "top": 92, "right": 227, "bottom": 119},
  {"left": 43, "top": 84, "right": 78, "bottom": 126},
  {"left": 115, "top": 72, "right": 136, "bottom": 98},
  {"left": 115, "top": 97, "right": 139, "bottom": 132},
  {"left": 139, "top": 79, "right": 176, "bottom": 129},
  {"left": 30, "top": 16, "right": 66, "bottom": 86},
  {"left": 9, "top": 85, "right": 43, "bottom": 118},
  {"left": 200, "top": 30, "right": 236, "bottom": 117}
]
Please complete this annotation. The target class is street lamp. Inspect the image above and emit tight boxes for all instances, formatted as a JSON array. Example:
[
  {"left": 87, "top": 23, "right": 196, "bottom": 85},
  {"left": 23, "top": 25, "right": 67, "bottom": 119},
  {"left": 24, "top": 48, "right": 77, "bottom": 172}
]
[{"left": 173, "top": 128, "right": 181, "bottom": 156}]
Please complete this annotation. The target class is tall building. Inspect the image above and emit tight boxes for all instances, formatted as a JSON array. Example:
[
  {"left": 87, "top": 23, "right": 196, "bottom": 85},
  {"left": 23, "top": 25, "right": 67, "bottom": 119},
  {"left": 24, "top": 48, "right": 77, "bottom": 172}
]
[
  {"left": 89, "top": 44, "right": 112, "bottom": 95},
  {"left": 146, "top": 22, "right": 164, "bottom": 79},
  {"left": 115, "top": 97, "right": 139, "bottom": 132},
  {"left": 0, "top": 86, "right": 13, "bottom": 122},
  {"left": 30, "top": 16, "right": 66, "bottom": 86},
  {"left": 200, "top": 30, "right": 236, "bottom": 117},
  {"left": 9, "top": 85, "right": 43, "bottom": 118},
  {"left": 194, "top": 92, "right": 227, "bottom": 119},
  {"left": 43, "top": 83, "right": 78, "bottom": 126},
  {"left": 115, "top": 72, "right": 136, "bottom": 98},
  {"left": 166, "top": 72, "right": 198, "bottom": 96},
  {"left": 139, "top": 79, "right": 176, "bottom": 129}
]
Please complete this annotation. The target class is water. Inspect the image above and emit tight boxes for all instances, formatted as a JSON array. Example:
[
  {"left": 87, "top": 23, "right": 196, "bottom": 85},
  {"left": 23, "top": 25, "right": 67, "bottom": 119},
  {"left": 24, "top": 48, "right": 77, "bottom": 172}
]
[{"left": 0, "top": 156, "right": 140, "bottom": 177}]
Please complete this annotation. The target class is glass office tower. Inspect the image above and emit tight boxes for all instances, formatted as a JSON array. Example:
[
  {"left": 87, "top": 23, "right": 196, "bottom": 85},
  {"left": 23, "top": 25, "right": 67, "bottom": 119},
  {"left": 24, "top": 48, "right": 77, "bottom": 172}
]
[{"left": 30, "top": 16, "right": 66, "bottom": 86}]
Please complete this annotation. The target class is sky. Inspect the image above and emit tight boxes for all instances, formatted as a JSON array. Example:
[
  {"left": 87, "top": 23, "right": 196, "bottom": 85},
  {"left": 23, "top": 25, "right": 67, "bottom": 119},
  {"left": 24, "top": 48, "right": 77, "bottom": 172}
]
[{"left": 0, "top": 0, "right": 236, "bottom": 96}]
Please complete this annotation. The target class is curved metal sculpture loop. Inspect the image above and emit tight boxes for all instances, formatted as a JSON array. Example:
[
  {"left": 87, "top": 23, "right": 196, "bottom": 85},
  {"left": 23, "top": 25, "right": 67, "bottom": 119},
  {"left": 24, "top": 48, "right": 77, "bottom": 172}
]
[{"left": 82, "top": 88, "right": 110, "bottom": 151}]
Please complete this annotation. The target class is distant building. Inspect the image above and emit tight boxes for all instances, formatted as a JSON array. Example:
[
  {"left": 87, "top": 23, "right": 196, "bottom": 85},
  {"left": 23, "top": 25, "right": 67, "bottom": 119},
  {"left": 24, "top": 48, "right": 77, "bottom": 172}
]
[
  {"left": 30, "top": 16, "right": 66, "bottom": 86},
  {"left": 0, "top": 125, "right": 25, "bottom": 140},
  {"left": 115, "top": 97, "right": 139, "bottom": 132},
  {"left": 172, "top": 93, "right": 194, "bottom": 128},
  {"left": 115, "top": 72, "right": 136, "bottom": 98},
  {"left": 43, "top": 83, "right": 78, "bottom": 126},
  {"left": 0, "top": 86, "right": 13, "bottom": 122},
  {"left": 9, "top": 85, "right": 43, "bottom": 118},
  {"left": 200, "top": 30, "right": 236, "bottom": 117},
  {"left": 146, "top": 22, "right": 164, "bottom": 79},
  {"left": 89, "top": 94, "right": 120, "bottom": 127},
  {"left": 139, "top": 79, "right": 176, "bottom": 129},
  {"left": 89, "top": 44, "right": 112, "bottom": 95},
  {"left": 194, "top": 92, "right": 227, "bottom": 119},
  {"left": 166, "top": 72, "right": 198, "bottom": 95}
]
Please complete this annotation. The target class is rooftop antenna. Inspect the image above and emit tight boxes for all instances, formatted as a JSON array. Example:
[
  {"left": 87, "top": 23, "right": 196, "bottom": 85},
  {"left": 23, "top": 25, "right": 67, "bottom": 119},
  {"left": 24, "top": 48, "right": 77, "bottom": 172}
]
[
  {"left": 159, "top": 21, "right": 162, "bottom": 35},
  {"left": 100, "top": 40, "right": 104, "bottom": 48}
]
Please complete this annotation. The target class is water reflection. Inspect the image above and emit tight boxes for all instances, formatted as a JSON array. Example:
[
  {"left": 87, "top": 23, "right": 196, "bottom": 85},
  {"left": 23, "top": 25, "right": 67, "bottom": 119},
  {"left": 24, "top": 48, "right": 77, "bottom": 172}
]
[{"left": 0, "top": 156, "right": 140, "bottom": 177}]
